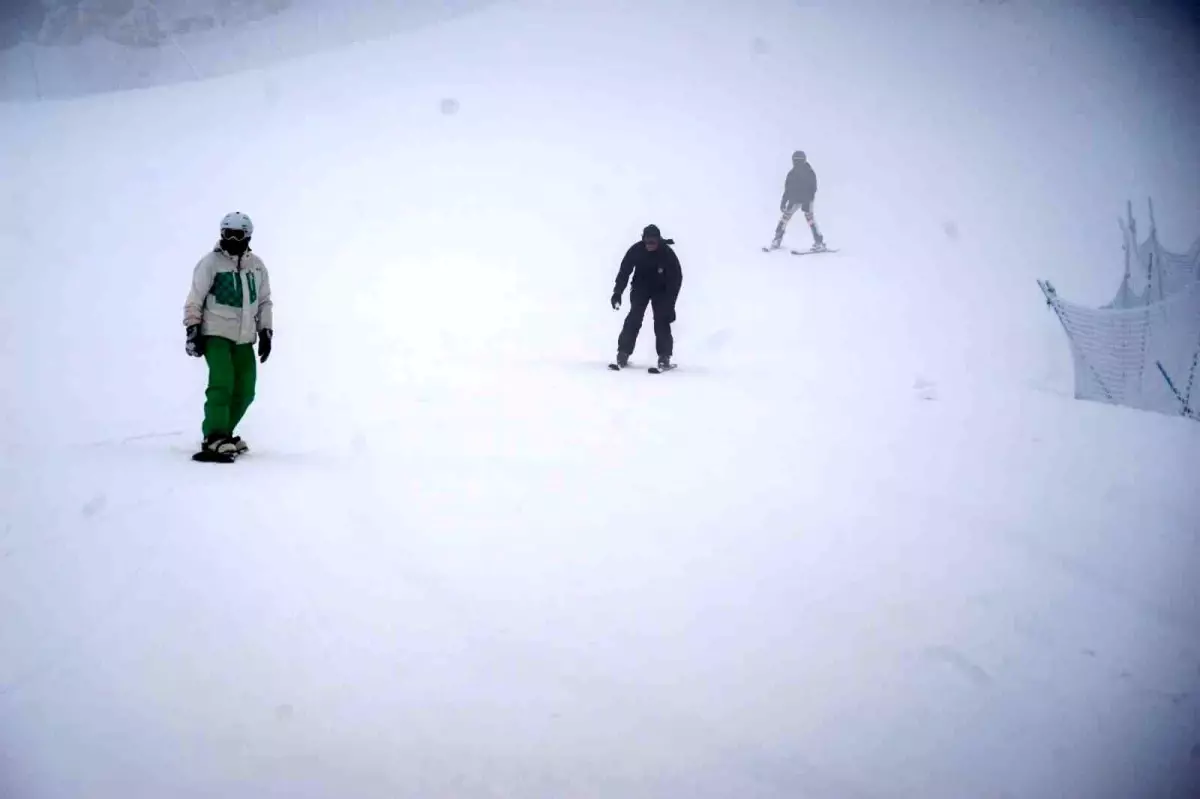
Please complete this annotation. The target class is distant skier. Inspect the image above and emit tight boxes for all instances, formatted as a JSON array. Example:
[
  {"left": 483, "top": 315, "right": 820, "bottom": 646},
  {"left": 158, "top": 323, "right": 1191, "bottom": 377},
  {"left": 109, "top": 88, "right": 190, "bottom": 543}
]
[
  {"left": 183, "top": 211, "right": 274, "bottom": 459},
  {"left": 611, "top": 224, "right": 683, "bottom": 371},
  {"left": 770, "top": 150, "right": 826, "bottom": 252}
]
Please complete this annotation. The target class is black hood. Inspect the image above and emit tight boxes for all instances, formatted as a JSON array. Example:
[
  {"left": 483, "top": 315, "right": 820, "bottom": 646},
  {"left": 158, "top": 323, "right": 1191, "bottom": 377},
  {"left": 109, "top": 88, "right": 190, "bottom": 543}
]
[{"left": 641, "top": 224, "right": 675, "bottom": 245}]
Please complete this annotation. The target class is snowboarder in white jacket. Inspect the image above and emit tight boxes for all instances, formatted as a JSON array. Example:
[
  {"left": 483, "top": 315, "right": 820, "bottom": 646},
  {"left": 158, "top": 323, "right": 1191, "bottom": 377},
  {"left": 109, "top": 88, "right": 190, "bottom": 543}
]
[{"left": 183, "top": 211, "right": 273, "bottom": 457}]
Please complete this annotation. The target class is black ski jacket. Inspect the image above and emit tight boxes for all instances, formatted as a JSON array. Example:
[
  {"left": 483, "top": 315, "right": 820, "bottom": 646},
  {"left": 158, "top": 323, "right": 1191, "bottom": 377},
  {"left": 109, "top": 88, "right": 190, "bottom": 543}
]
[
  {"left": 782, "top": 161, "right": 818, "bottom": 206},
  {"left": 613, "top": 240, "right": 683, "bottom": 304}
]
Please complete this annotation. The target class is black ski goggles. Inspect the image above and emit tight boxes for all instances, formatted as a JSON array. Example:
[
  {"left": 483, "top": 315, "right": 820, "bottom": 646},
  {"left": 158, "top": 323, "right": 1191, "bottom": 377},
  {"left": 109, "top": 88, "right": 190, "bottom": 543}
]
[{"left": 220, "top": 228, "right": 249, "bottom": 241}]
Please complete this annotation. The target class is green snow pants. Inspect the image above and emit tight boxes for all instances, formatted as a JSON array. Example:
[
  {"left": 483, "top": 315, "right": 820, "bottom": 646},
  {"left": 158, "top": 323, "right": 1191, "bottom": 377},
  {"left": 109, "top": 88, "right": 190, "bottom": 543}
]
[{"left": 202, "top": 336, "right": 257, "bottom": 438}]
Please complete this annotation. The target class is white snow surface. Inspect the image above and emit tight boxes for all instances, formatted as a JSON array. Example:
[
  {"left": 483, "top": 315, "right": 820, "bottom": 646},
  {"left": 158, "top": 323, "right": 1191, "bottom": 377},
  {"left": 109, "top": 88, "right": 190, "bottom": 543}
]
[{"left": 2, "top": 1, "right": 1200, "bottom": 797}]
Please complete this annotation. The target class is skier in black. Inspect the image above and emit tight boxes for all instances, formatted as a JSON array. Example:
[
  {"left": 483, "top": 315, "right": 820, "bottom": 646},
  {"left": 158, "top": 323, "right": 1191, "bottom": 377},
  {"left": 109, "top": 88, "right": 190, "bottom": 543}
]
[
  {"left": 611, "top": 224, "right": 682, "bottom": 370},
  {"left": 770, "top": 150, "right": 826, "bottom": 252}
]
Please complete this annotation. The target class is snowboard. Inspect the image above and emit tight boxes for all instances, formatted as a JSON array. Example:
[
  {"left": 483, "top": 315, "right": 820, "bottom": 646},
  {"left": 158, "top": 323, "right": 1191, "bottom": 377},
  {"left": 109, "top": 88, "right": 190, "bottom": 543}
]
[{"left": 191, "top": 446, "right": 243, "bottom": 463}]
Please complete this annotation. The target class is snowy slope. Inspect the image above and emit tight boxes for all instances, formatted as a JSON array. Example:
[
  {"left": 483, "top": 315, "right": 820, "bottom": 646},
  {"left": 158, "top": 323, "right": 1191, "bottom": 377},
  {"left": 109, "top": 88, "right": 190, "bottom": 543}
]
[
  {"left": 0, "top": 0, "right": 497, "bottom": 101},
  {"left": 2, "top": 1, "right": 1200, "bottom": 797}
]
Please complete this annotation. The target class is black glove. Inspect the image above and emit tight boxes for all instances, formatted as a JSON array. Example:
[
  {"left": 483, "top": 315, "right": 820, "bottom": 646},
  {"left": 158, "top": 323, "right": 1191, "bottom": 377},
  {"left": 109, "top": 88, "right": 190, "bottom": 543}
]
[
  {"left": 258, "top": 328, "right": 273, "bottom": 363},
  {"left": 667, "top": 307, "right": 677, "bottom": 324},
  {"left": 611, "top": 292, "right": 622, "bottom": 310},
  {"left": 185, "top": 324, "right": 204, "bottom": 357}
]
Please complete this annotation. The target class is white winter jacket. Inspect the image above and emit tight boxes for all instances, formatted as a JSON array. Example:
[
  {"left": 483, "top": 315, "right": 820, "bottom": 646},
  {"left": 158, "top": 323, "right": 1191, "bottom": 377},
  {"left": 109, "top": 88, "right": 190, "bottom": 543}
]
[{"left": 183, "top": 247, "right": 273, "bottom": 345}]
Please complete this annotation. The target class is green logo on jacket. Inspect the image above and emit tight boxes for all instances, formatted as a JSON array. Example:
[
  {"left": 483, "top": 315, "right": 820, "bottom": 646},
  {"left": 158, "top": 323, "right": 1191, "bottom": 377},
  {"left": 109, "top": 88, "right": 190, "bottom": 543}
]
[{"left": 211, "top": 271, "right": 257, "bottom": 308}]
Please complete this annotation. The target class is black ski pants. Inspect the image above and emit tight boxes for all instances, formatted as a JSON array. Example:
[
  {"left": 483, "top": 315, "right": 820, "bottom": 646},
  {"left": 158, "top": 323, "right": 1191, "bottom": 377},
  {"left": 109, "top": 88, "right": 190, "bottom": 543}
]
[{"left": 618, "top": 288, "right": 673, "bottom": 358}]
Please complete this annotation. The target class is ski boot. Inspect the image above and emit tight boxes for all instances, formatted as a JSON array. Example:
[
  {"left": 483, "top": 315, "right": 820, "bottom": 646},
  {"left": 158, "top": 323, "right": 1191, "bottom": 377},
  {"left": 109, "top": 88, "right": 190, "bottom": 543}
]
[
  {"left": 230, "top": 435, "right": 249, "bottom": 455},
  {"left": 609, "top": 351, "right": 631, "bottom": 371},
  {"left": 650, "top": 356, "right": 676, "bottom": 373}
]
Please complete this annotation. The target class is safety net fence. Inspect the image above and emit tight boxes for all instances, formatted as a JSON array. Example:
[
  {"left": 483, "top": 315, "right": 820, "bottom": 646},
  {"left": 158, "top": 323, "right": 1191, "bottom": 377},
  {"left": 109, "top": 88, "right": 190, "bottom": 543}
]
[{"left": 1040, "top": 200, "right": 1200, "bottom": 420}]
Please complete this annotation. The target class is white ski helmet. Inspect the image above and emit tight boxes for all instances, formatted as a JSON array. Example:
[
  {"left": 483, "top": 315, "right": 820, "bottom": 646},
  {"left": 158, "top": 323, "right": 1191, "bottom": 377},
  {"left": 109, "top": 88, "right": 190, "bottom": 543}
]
[{"left": 219, "top": 211, "right": 253, "bottom": 237}]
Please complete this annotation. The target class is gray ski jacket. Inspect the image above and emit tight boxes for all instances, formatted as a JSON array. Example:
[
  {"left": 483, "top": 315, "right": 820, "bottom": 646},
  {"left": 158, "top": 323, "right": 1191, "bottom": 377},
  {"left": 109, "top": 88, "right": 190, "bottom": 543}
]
[{"left": 183, "top": 247, "right": 273, "bottom": 345}]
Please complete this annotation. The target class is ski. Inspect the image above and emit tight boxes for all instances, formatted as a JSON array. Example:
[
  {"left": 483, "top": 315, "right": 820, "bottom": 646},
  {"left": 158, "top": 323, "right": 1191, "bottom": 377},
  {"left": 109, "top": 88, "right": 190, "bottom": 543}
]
[{"left": 766, "top": 245, "right": 838, "bottom": 255}]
